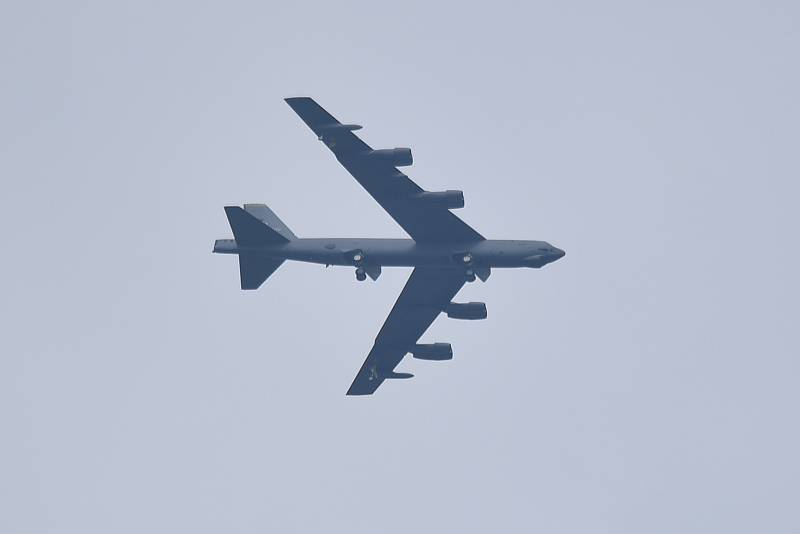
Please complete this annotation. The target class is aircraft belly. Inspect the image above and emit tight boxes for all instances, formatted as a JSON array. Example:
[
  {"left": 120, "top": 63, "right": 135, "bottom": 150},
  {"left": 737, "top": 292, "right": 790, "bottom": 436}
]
[{"left": 365, "top": 254, "right": 449, "bottom": 267}]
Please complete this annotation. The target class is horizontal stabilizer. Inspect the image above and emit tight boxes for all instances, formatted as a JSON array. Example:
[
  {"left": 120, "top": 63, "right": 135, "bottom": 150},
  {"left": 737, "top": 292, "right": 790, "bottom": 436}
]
[{"left": 239, "top": 255, "right": 283, "bottom": 290}]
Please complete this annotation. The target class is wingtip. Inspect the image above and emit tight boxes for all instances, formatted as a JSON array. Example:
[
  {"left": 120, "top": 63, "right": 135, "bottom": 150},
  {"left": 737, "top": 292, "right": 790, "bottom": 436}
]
[{"left": 346, "top": 388, "right": 371, "bottom": 396}]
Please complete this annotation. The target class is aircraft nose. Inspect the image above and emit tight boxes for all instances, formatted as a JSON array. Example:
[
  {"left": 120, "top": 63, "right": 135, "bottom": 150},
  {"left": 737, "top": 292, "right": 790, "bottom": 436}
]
[{"left": 549, "top": 248, "right": 566, "bottom": 262}]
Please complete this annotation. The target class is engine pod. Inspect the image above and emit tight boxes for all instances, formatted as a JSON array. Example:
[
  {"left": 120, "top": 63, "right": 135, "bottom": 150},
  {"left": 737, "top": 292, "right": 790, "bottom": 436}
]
[
  {"left": 411, "top": 343, "right": 453, "bottom": 361},
  {"left": 445, "top": 302, "right": 487, "bottom": 320},
  {"left": 414, "top": 190, "right": 465, "bottom": 209}
]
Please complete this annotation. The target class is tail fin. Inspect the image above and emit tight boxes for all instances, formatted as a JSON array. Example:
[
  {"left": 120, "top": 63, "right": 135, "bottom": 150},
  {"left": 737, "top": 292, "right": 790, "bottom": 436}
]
[
  {"left": 224, "top": 205, "right": 295, "bottom": 245},
  {"left": 242, "top": 204, "right": 297, "bottom": 240},
  {"left": 222, "top": 205, "right": 296, "bottom": 290}
]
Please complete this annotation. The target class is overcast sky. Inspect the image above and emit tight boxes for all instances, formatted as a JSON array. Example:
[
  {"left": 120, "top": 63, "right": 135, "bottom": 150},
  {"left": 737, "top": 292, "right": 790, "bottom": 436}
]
[{"left": 2, "top": 1, "right": 799, "bottom": 532}]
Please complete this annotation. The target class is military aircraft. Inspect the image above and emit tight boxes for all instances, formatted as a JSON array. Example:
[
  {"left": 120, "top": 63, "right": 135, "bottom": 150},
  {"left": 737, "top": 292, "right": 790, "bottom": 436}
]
[{"left": 214, "top": 97, "right": 565, "bottom": 395}]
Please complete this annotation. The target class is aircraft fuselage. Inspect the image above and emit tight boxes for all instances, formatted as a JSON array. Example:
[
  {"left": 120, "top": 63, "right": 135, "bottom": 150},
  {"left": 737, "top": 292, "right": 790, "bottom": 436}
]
[{"left": 213, "top": 238, "right": 565, "bottom": 269}]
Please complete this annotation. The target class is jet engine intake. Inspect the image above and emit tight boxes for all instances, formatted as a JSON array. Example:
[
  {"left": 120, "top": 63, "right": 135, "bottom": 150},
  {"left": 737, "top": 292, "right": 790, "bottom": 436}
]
[
  {"left": 366, "top": 147, "right": 413, "bottom": 167},
  {"left": 445, "top": 302, "right": 487, "bottom": 320},
  {"left": 411, "top": 343, "right": 453, "bottom": 361},
  {"left": 414, "top": 190, "right": 465, "bottom": 209}
]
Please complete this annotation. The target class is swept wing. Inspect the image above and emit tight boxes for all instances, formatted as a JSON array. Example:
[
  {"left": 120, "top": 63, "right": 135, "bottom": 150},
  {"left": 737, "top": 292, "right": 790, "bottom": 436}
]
[{"left": 285, "top": 97, "right": 484, "bottom": 243}]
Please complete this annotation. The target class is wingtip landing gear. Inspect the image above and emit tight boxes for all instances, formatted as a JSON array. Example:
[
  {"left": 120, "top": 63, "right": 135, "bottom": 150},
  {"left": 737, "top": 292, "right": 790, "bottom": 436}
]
[{"left": 355, "top": 267, "right": 367, "bottom": 281}]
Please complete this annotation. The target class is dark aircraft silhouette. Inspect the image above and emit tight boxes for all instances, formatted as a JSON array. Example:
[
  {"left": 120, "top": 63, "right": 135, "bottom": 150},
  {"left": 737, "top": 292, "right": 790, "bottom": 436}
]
[{"left": 214, "top": 97, "right": 565, "bottom": 395}]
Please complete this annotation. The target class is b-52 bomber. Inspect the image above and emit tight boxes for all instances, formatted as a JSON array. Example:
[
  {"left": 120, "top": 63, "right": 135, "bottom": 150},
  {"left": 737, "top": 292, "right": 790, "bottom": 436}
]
[{"left": 214, "top": 97, "right": 565, "bottom": 395}]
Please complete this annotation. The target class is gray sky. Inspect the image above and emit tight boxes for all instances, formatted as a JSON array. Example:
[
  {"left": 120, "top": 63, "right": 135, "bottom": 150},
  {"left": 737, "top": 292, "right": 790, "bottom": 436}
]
[{"left": 2, "top": 1, "right": 799, "bottom": 532}]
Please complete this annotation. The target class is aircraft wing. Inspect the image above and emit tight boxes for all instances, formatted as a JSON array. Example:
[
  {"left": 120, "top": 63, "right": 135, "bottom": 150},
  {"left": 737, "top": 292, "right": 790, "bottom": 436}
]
[
  {"left": 285, "top": 97, "right": 484, "bottom": 243},
  {"left": 347, "top": 267, "right": 466, "bottom": 395}
]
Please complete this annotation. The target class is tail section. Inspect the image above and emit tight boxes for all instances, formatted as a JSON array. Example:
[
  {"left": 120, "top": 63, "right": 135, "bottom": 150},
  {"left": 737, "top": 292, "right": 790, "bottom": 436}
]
[
  {"left": 242, "top": 204, "right": 297, "bottom": 241},
  {"left": 218, "top": 204, "right": 296, "bottom": 290},
  {"left": 224, "top": 205, "right": 294, "bottom": 246},
  {"left": 238, "top": 255, "right": 284, "bottom": 290}
]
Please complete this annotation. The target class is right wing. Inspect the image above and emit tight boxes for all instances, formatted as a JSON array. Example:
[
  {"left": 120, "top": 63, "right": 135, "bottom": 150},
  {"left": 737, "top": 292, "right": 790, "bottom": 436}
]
[
  {"left": 285, "top": 97, "right": 484, "bottom": 243},
  {"left": 347, "top": 267, "right": 466, "bottom": 395}
]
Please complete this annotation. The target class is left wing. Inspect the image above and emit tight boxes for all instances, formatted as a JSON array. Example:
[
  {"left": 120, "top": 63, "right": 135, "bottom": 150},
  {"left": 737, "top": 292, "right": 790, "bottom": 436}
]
[
  {"left": 285, "top": 97, "right": 484, "bottom": 243},
  {"left": 347, "top": 267, "right": 466, "bottom": 395}
]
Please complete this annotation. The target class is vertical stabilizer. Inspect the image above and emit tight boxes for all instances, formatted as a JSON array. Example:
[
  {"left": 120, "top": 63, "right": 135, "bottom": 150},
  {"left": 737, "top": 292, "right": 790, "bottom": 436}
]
[
  {"left": 224, "top": 206, "right": 294, "bottom": 246},
  {"left": 220, "top": 205, "right": 296, "bottom": 289},
  {"left": 243, "top": 204, "right": 297, "bottom": 240}
]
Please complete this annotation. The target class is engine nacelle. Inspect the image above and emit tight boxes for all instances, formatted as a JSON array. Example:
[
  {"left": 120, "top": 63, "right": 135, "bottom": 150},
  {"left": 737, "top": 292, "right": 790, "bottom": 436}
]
[
  {"left": 411, "top": 343, "right": 453, "bottom": 361},
  {"left": 367, "top": 147, "right": 413, "bottom": 167},
  {"left": 414, "top": 190, "right": 465, "bottom": 209},
  {"left": 445, "top": 302, "right": 487, "bottom": 320}
]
